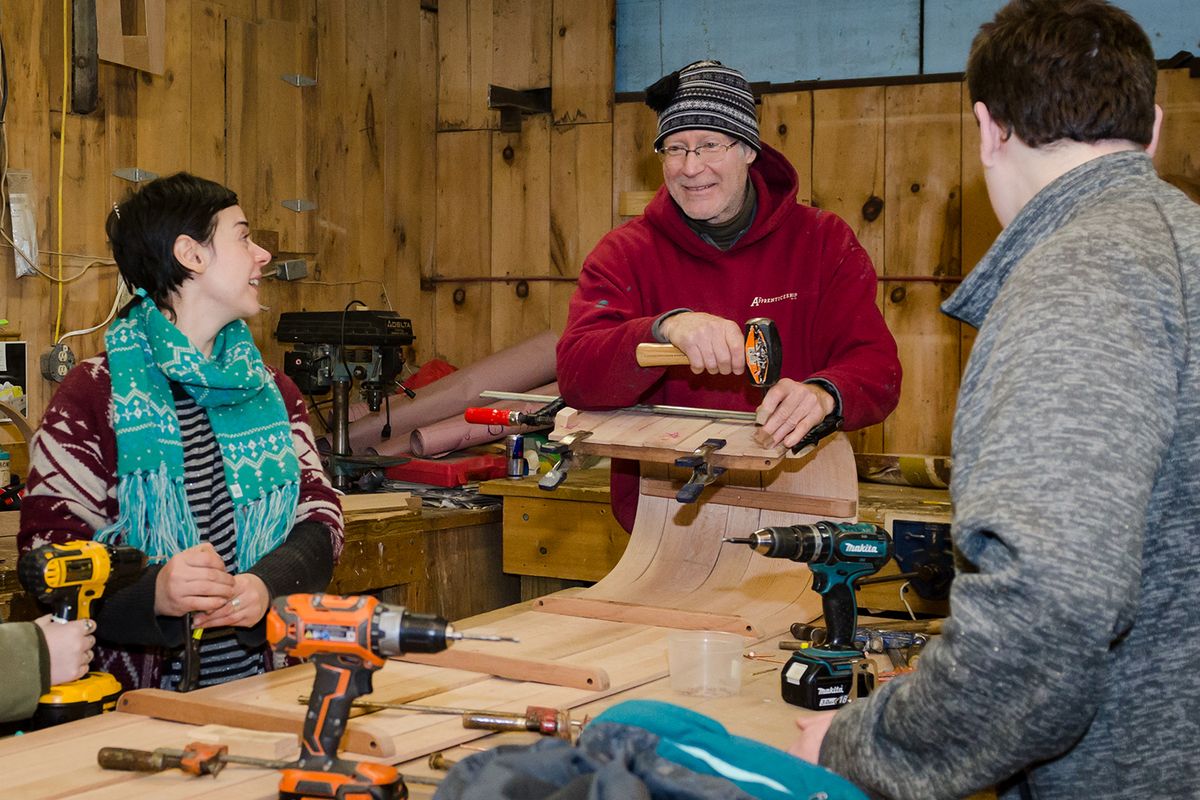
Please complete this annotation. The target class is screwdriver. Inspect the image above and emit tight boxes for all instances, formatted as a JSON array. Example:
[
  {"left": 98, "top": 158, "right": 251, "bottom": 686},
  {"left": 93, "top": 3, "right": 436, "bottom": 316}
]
[
  {"left": 97, "top": 743, "right": 443, "bottom": 785},
  {"left": 301, "top": 696, "right": 584, "bottom": 738}
]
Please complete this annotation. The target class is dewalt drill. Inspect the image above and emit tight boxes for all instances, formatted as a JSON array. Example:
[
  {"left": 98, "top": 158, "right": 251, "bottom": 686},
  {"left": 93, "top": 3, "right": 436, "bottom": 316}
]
[
  {"left": 267, "top": 593, "right": 517, "bottom": 800},
  {"left": 17, "top": 540, "right": 146, "bottom": 727},
  {"left": 725, "top": 521, "right": 892, "bottom": 709}
]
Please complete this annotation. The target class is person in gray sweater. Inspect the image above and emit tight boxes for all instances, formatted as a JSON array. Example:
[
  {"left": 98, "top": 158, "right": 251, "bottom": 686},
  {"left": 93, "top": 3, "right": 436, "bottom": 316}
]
[{"left": 789, "top": 2, "right": 1200, "bottom": 798}]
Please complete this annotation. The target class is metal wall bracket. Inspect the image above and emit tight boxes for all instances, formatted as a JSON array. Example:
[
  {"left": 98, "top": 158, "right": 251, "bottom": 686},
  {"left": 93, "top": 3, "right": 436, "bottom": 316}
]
[
  {"left": 488, "top": 85, "right": 552, "bottom": 133},
  {"left": 281, "top": 74, "right": 317, "bottom": 87},
  {"left": 281, "top": 199, "right": 317, "bottom": 213},
  {"left": 112, "top": 167, "right": 159, "bottom": 183}
]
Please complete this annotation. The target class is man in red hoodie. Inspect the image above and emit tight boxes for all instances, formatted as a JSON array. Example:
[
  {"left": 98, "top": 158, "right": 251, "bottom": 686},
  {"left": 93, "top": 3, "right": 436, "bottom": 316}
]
[{"left": 556, "top": 60, "right": 901, "bottom": 533}]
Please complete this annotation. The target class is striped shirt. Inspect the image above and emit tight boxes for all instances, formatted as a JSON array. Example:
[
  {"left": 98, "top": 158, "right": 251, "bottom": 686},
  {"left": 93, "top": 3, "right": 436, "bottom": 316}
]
[{"left": 161, "top": 385, "right": 264, "bottom": 690}]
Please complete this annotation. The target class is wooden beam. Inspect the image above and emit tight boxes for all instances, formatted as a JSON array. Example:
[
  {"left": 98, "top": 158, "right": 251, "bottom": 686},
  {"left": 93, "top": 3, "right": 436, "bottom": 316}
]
[
  {"left": 71, "top": 0, "right": 99, "bottom": 114},
  {"left": 396, "top": 650, "right": 610, "bottom": 690}
]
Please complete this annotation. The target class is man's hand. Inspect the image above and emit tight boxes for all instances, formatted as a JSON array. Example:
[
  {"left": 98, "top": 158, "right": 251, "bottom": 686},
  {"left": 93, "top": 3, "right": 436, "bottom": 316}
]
[
  {"left": 35, "top": 615, "right": 96, "bottom": 685},
  {"left": 192, "top": 573, "right": 271, "bottom": 629},
  {"left": 154, "top": 543, "right": 236, "bottom": 617},
  {"left": 659, "top": 312, "right": 745, "bottom": 376},
  {"left": 756, "top": 380, "right": 835, "bottom": 449},
  {"left": 789, "top": 711, "right": 837, "bottom": 763}
]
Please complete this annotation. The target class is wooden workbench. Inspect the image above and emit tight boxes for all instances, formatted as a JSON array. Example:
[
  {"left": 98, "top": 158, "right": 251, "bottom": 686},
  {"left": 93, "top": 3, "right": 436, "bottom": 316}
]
[
  {"left": 0, "top": 600, "right": 840, "bottom": 799},
  {"left": 0, "top": 500, "right": 516, "bottom": 624}
]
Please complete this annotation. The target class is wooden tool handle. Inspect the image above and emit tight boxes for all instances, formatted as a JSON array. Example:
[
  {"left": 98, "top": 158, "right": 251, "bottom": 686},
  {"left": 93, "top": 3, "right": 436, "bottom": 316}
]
[
  {"left": 635, "top": 343, "right": 690, "bottom": 367},
  {"left": 97, "top": 747, "right": 177, "bottom": 773}
]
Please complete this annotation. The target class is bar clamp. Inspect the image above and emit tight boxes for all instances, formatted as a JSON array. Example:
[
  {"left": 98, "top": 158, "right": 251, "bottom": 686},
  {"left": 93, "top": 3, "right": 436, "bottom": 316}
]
[
  {"left": 673, "top": 437, "right": 727, "bottom": 503},
  {"left": 538, "top": 430, "right": 592, "bottom": 491}
]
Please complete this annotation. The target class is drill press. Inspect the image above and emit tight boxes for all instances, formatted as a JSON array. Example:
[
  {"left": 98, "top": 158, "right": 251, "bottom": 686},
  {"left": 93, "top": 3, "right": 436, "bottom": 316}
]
[{"left": 725, "top": 521, "right": 892, "bottom": 709}]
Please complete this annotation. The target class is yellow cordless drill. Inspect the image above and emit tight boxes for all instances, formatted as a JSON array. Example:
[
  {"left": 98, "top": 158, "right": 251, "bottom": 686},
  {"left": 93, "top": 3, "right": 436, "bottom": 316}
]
[{"left": 18, "top": 540, "right": 146, "bottom": 728}]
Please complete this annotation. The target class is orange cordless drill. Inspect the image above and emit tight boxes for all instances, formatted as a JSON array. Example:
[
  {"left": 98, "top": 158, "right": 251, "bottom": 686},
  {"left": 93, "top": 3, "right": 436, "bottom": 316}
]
[{"left": 267, "top": 593, "right": 516, "bottom": 800}]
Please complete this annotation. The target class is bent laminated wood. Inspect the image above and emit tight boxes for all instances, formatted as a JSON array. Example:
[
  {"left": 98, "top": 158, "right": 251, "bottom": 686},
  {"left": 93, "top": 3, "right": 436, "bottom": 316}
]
[{"left": 537, "top": 406, "right": 859, "bottom": 638}]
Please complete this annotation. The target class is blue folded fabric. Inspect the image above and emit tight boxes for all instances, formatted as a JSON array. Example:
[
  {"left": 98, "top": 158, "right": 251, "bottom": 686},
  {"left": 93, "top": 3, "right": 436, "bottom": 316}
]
[{"left": 593, "top": 700, "right": 867, "bottom": 800}]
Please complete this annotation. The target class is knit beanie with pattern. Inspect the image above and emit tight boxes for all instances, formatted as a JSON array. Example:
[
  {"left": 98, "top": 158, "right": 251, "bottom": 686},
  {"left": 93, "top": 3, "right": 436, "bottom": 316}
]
[{"left": 646, "top": 60, "right": 760, "bottom": 152}]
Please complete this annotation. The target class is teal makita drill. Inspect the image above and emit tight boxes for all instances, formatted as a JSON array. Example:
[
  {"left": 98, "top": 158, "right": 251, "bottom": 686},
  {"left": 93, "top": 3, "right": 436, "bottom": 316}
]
[{"left": 724, "top": 521, "right": 892, "bottom": 709}]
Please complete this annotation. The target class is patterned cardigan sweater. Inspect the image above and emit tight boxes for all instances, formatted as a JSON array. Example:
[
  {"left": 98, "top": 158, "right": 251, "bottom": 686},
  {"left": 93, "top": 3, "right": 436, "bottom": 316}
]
[{"left": 19, "top": 355, "right": 344, "bottom": 691}]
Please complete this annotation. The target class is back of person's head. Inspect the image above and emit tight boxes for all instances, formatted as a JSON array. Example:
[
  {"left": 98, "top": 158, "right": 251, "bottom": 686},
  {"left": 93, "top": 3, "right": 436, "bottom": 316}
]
[
  {"left": 107, "top": 172, "right": 238, "bottom": 318},
  {"left": 966, "top": 0, "right": 1157, "bottom": 148},
  {"left": 645, "top": 60, "right": 761, "bottom": 152}
]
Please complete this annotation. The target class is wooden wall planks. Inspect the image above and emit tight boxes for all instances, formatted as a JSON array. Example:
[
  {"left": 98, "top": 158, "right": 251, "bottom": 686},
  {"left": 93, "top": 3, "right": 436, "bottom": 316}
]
[{"left": 1, "top": 0, "right": 1197, "bottom": 464}]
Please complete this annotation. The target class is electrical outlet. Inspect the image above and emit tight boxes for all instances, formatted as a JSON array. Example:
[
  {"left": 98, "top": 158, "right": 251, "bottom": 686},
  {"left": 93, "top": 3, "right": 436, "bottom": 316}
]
[{"left": 40, "top": 343, "right": 76, "bottom": 383}]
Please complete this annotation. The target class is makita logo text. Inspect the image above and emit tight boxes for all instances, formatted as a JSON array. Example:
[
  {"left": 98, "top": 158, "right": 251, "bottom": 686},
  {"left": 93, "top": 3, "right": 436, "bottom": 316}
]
[
  {"left": 843, "top": 543, "right": 881, "bottom": 554},
  {"left": 750, "top": 292, "right": 798, "bottom": 307}
]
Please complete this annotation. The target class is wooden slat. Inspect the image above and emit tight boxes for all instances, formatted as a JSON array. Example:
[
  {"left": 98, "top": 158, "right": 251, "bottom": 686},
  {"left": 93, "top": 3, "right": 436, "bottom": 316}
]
[
  {"left": 759, "top": 91, "right": 813, "bottom": 206},
  {"left": 882, "top": 81, "right": 963, "bottom": 456},
  {"left": 611, "top": 101, "right": 660, "bottom": 226},
  {"left": 549, "top": 121, "right": 612, "bottom": 332},
  {"left": 812, "top": 85, "right": 886, "bottom": 454},
  {"left": 117, "top": 688, "right": 396, "bottom": 757},
  {"left": 535, "top": 592, "right": 757, "bottom": 636},
  {"left": 133, "top": 0, "right": 191, "bottom": 176},
  {"left": 434, "top": 130, "right": 493, "bottom": 364},
  {"left": 551, "top": 0, "right": 614, "bottom": 124},
  {"left": 641, "top": 478, "right": 857, "bottom": 517},
  {"left": 490, "top": 116, "right": 551, "bottom": 350},
  {"left": 396, "top": 650, "right": 610, "bottom": 690},
  {"left": 437, "top": 0, "right": 495, "bottom": 130}
]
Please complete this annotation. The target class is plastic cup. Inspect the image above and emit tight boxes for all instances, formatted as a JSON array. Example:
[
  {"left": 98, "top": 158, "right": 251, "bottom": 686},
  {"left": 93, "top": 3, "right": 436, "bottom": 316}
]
[{"left": 666, "top": 630, "right": 744, "bottom": 697}]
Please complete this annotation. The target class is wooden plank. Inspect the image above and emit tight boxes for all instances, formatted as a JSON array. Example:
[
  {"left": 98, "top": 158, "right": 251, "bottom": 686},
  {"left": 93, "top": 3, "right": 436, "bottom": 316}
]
[
  {"left": 437, "top": 0, "right": 495, "bottom": 130},
  {"left": 117, "top": 688, "right": 395, "bottom": 757},
  {"left": 396, "top": 650, "right": 609, "bottom": 690},
  {"left": 641, "top": 478, "right": 857, "bottom": 517},
  {"left": 384, "top": 0, "right": 433, "bottom": 364},
  {"left": 417, "top": 519, "right": 520, "bottom": 620},
  {"left": 535, "top": 593, "right": 757, "bottom": 636},
  {"left": 812, "top": 85, "right": 886, "bottom": 453},
  {"left": 190, "top": 2, "right": 228, "bottom": 183},
  {"left": 492, "top": 0, "right": 551, "bottom": 92},
  {"left": 882, "top": 81, "right": 963, "bottom": 456},
  {"left": 549, "top": 121, "right": 612, "bottom": 333},
  {"left": 434, "top": 130, "right": 492, "bottom": 364},
  {"left": 552, "top": 0, "right": 614, "bottom": 124},
  {"left": 1154, "top": 68, "right": 1200, "bottom": 190},
  {"left": 611, "top": 101, "right": 661, "bottom": 226},
  {"left": 759, "top": 91, "right": 813, "bottom": 206},
  {"left": 133, "top": 0, "right": 191, "bottom": 175},
  {"left": 490, "top": 116, "right": 551, "bottom": 350}
]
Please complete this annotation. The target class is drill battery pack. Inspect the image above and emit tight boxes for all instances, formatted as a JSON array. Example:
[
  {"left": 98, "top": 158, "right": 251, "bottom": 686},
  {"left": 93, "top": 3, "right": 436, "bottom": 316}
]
[
  {"left": 31, "top": 671, "right": 122, "bottom": 729},
  {"left": 781, "top": 649, "right": 875, "bottom": 710}
]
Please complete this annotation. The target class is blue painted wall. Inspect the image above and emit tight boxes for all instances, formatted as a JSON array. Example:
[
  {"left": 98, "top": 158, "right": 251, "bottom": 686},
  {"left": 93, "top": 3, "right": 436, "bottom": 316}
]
[{"left": 616, "top": 0, "right": 1200, "bottom": 92}]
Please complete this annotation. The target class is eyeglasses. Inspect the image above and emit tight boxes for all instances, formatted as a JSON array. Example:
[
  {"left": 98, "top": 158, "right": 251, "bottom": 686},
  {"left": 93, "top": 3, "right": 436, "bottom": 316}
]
[{"left": 655, "top": 141, "right": 740, "bottom": 164}]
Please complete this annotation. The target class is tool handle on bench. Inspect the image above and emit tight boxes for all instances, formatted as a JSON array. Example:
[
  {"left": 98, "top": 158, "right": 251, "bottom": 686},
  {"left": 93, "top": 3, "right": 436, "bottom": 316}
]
[{"left": 636, "top": 343, "right": 690, "bottom": 367}]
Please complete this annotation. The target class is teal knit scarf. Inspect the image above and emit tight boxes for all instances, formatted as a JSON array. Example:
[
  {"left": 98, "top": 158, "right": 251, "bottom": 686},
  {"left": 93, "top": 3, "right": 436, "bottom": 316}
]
[{"left": 95, "top": 292, "right": 299, "bottom": 572}]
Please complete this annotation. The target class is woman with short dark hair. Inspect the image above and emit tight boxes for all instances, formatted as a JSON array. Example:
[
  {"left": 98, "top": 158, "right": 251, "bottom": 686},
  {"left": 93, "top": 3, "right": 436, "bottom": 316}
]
[{"left": 19, "top": 172, "right": 343, "bottom": 692}]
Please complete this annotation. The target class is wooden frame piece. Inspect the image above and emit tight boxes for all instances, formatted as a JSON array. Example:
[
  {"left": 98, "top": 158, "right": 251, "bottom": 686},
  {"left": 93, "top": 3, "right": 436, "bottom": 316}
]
[
  {"left": 96, "top": 0, "right": 165, "bottom": 75},
  {"left": 640, "top": 477, "right": 857, "bottom": 517},
  {"left": 395, "top": 650, "right": 610, "bottom": 690}
]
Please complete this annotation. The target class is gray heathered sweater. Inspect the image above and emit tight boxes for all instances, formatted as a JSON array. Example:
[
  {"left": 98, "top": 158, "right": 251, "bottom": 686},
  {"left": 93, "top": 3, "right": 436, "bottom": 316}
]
[{"left": 820, "top": 151, "right": 1200, "bottom": 799}]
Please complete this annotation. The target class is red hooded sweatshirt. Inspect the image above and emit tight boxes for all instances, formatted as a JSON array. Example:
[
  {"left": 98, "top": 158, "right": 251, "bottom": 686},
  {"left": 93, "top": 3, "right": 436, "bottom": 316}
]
[{"left": 556, "top": 143, "right": 901, "bottom": 532}]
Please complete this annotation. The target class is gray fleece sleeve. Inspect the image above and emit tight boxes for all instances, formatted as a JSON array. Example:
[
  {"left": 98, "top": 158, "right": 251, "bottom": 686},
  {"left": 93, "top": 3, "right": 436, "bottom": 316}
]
[{"left": 819, "top": 227, "right": 1181, "bottom": 798}]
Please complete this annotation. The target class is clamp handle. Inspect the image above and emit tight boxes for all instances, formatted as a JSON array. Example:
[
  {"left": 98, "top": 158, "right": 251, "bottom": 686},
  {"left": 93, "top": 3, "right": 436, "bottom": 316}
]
[{"left": 791, "top": 414, "right": 844, "bottom": 455}]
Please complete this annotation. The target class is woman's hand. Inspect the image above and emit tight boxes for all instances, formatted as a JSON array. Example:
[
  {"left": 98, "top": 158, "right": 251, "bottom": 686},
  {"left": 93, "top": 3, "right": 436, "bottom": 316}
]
[
  {"left": 192, "top": 573, "right": 271, "bottom": 629},
  {"left": 34, "top": 615, "right": 96, "bottom": 685},
  {"left": 154, "top": 543, "right": 235, "bottom": 617}
]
